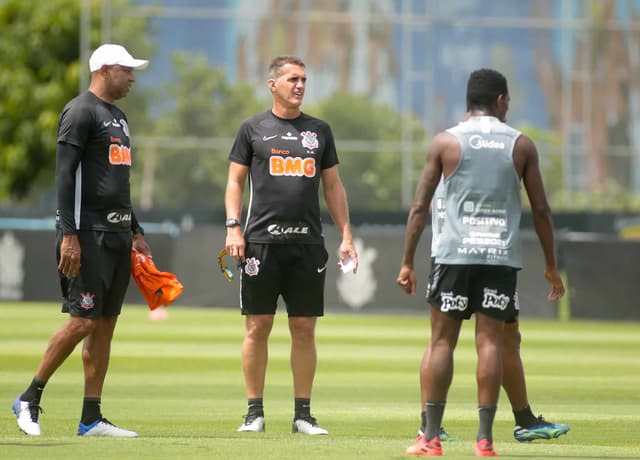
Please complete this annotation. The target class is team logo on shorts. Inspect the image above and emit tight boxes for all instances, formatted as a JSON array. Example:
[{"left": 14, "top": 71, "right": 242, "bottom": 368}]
[
  {"left": 481, "top": 288, "right": 510, "bottom": 311},
  {"left": 244, "top": 257, "right": 260, "bottom": 277},
  {"left": 80, "top": 292, "right": 96, "bottom": 310},
  {"left": 440, "top": 292, "right": 468, "bottom": 312},
  {"left": 300, "top": 131, "right": 318, "bottom": 151}
]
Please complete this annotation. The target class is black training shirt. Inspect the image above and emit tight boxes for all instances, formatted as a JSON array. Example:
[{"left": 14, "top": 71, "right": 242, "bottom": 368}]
[
  {"left": 56, "top": 91, "right": 138, "bottom": 234},
  {"left": 228, "top": 110, "right": 339, "bottom": 244}
]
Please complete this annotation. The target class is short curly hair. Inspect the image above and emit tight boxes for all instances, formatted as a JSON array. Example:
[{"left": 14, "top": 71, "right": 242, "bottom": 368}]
[{"left": 466, "top": 68, "right": 508, "bottom": 112}]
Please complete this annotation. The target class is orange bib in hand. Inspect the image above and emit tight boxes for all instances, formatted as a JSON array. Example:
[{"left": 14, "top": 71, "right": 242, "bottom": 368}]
[{"left": 131, "top": 250, "right": 184, "bottom": 310}]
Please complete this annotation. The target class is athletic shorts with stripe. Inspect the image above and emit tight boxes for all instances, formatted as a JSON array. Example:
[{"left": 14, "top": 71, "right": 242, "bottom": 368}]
[
  {"left": 426, "top": 263, "right": 518, "bottom": 322},
  {"left": 56, "top": 229, "right": 132, "bottom": 319},
  {"left": 240, "top": 243, "right": 329, "bottom": 317}
]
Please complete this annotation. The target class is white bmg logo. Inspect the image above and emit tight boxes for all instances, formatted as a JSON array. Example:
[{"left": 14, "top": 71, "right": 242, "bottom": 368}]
[
  {"left": 482, "top": 288, "right": 509, "bottom": 311},
  {"left": 440, "top": 292, "right": 468, "bottom": 312}
]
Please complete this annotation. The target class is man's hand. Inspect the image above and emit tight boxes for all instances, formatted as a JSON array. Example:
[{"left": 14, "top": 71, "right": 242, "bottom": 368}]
[
  {"left": 58, "top": 234, "right": 81, "bottom": 278},
  {"left": 133, "top": 233, "right": 151, "bottom": 255},
  {"left": 397, "top": 265, "right": 416, "bottom": 295},
  {"left": 338, "top": 239, "right": 358, "bottom": 274},
  {"left": 544, "top": 268, "right": 565, "bottom": 301},
  {"left": 225, "top": 226, "right": 246, "bottom": 262}
]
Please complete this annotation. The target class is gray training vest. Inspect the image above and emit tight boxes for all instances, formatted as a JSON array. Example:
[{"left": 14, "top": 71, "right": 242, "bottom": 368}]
[{"left": 432, "top": 116, "right": 523, "bottom": 269}]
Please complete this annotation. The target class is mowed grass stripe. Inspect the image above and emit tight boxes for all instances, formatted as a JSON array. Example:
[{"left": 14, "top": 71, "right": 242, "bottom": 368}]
[{"left": 1, "top": 301, "right": 639, "bottom": 460}]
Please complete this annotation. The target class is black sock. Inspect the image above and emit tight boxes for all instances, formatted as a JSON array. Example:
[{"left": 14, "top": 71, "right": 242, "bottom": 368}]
[
  {"left": 21, "top": 377, "right": 46, "bottom": 404},
  {"left": 513, "top": 404, "right": 538, "bottom": 428},
  {"left": 420, "top": 410, "right": 426, "bottom": 435},
  {"left": 247, "top": 398, "right": 264, "bottom": 417},
  {"left": 294, "top": 398, "right": 311, "bottom": 419},
  {"left": 477, "top": 405, "right": 497, "bottom": 443},
  {"left": 425, "top": 401, "right": 446, "bottom": 440},
  {"left": 81, "top": 397, "right": 102, "bottom": 425}
]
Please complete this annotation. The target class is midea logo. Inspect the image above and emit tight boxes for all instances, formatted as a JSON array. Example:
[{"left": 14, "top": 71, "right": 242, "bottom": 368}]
[{"left": 469, "top": 134, "right": 505, "bottom": 150}]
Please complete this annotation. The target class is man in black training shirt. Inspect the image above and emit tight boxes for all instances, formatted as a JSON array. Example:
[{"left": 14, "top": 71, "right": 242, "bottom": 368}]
[
  {"left": 225, "top": 55, "right": 358, "bottom": 435},
  {"left": 12, "top": 44, "right": 150, "bottom": 437}
]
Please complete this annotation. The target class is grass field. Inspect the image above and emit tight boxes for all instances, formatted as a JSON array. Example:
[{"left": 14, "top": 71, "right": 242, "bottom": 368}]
[{"left": 1, "top": 302, "right": 639, "bottom": 460}]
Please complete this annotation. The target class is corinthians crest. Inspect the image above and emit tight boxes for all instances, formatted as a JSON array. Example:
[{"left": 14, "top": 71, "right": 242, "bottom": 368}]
[
  {"left": 80, "top": 292, "right": 96, "bottom": 310},
  {"left": 300, "top": 131, "right": 318, "bottom": 151},
  {"left": 244, "top": 257, "right": 261, "bottom": 276}
]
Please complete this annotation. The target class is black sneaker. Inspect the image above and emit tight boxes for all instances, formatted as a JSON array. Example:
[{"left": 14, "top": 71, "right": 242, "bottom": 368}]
[{"left": 514, "top": 415, "right": 570, "bottom": 442}]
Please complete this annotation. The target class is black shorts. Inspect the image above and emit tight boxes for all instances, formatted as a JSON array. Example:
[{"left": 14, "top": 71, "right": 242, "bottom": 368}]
[
  {"left": 240, "top": 243, "right": 328, "bottom": 317},
  {"left": 506, "top": 291, "right": 520, "bottom": 324},
  {"left": 56, "top": 230, "right": 132, "bottom": 319},
  {"left": 426, "top": 263, "right": 518, "bottom": 322}
]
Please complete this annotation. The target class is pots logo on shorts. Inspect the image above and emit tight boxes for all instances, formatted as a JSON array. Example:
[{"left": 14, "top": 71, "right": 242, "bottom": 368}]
[
  {"left": 80, "top": 292, "right": 96, "bottom": 310},
  {"left": 244, "top": 257, "right": 260, "bottom": 277}
]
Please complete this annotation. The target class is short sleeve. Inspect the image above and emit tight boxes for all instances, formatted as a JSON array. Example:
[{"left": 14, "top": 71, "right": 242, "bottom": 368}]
[
  {"left": 57, "top": 102, "right": 93, "bottom": 148},
  {"left": 228, "top": 121, "right": 253, "bottom": 166},
  {"left": 320, "top": 123, "right": 339, "bottom": 170}
]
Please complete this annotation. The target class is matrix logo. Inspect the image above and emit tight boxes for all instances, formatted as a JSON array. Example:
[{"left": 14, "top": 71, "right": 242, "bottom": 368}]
[{"left": 0, "top": 231, "right": 25, "bottom": 300}]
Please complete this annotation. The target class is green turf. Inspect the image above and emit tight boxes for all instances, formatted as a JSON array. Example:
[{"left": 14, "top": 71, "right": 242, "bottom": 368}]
[{"left": 1, "top": 301, "right": 639, "bottom": 459}]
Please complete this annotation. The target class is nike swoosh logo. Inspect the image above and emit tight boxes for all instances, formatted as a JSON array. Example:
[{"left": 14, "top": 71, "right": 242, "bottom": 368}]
[
  {"left": 263, "top": 135, "right": 278, "bottom": 141},
  {"left": 103, "top": 121, "right": 112, "bottom": 127},
  {"left": 317, "top": 266, "right": 327, "bottom": 273}
]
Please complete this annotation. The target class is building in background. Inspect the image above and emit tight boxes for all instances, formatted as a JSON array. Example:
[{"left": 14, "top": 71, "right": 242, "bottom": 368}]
[{"left": 107, "top": 0, "right": 640, "bottom": 207}]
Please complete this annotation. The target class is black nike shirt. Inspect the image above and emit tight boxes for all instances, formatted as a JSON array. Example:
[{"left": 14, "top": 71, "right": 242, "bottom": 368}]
[
  {"left": 56, "top": 91, "right": 136, "bottom": 234},
  {"left": 228, "top": 110, "right": 339, "bottom": 244}
]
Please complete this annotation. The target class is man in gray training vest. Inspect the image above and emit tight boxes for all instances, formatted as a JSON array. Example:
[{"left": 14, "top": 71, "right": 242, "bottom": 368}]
[{"left": 397, "top": 68, "right": 565, "bottom": 457}]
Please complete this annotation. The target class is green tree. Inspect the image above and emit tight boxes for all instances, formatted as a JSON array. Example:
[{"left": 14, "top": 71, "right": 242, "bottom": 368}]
[
  {"left": 309, "top": 92, "right": 426, "bottom": 211},
  {"left": 137, "top": 82, "right": 427, "bottom": 212},
  {"left": 0, "top": 0, "right": 151, "bottom": 204},
  {"left": 131, "top": 53, "right": 265, "bottom": 209},
  {"left": 516, "top": 123, "right": 564, "bottom": 208}
]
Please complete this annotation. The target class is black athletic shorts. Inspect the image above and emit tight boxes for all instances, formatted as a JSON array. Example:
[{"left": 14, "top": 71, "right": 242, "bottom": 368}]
[
  {"left": 505, "top": 291, "right": 520, "bottom": 324},
  {"left": 426, "top": 263, "right": 518, "bottom": 322},
  {"left": 56, "top": 229, "right": 132, "bottom": 319},
  {"left": 240, "top": 243, "right": 328, "bottom": 317}
]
